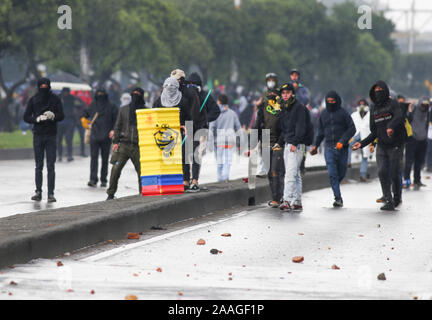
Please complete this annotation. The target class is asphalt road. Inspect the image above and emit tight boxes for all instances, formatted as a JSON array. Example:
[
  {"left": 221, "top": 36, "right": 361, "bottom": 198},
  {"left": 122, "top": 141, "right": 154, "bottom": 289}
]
[{"left": 1, "top": 177, "right": 431, "bottom": 300}]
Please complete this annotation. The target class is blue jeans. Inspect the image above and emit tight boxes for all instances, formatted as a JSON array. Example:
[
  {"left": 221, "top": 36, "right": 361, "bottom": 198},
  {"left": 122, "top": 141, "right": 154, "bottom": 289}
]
[
  {"left": 216, "top": 147, "right": 234, "bottom": 182},
  {"left": 324, "top": 147, "right": 349, "bottom": 200}
]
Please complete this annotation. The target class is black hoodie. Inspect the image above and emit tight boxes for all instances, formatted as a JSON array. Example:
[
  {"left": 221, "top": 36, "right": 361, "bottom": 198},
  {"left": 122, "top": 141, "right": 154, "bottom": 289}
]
[
  {"left": 187, "top": 72, "right": 221, "bottom": 125},
  {"left": 314, "top": 91, "right": 356, "bottom": 148},
  {"left": 360, "top": 81, "right": 406, "bottom": 148},
  {"left": 24, "top": 78, "right": 64, "bottom": 136}
]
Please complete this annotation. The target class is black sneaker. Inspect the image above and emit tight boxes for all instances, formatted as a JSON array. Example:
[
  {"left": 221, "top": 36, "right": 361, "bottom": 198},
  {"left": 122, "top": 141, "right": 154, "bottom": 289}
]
[
  {"left": 106, "top": 194, "right": 115, "bottom": 201},
  {"left": 88, "top": 181, "right": 97, "bottom": 188},
  {"left": 67, "top": 157, "right": 74, "bottom": 162},
  {"left": 187, "top": 183, "right": 200, "bottom": 193},
  {"left": 47, "top": 195, "right": 57, "bottom": 203},
  {"left": 81, "top": 153, "right": 88, "bottom": 158},
  {"left": 394, "top": 197, "right": 402, "bottom": 208},
  {"left": 31, "top": 192, "right": 42, "bottom": 202},
  {"left": 100, "top": 182, "right": 107, "bottom": 188},
  {"left": 333, "top": 199, "right": 343, "bottom": 208},
  {"left": 380, "top": 201, "right": 395, "bottom": 211}
]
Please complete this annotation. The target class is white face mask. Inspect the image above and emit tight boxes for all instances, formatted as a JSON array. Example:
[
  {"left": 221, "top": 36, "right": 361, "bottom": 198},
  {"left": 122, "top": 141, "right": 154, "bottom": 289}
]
[{"left": 267, "top": 81, "right": 276, "bottom": 89}]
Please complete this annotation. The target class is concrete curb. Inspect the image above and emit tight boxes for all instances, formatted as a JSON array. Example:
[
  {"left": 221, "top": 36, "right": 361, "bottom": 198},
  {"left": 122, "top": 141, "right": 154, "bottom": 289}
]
[{"left": 0, "top": 164, "right": 376, "bottom": 269}]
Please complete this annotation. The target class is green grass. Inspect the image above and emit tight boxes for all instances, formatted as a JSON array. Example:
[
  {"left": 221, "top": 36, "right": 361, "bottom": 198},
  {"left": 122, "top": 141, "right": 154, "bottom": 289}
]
[{"left": 0, "top": 130, "right": 82, "bottom": 149}]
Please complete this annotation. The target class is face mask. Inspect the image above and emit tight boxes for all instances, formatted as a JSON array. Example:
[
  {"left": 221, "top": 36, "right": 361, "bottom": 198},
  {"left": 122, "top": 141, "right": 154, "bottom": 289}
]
[
  {"left": 267, "top": 81, "right": 276, "bottom": 89},
  {"left": 131, "top": 93, "right": 145, "bottom": 107},
  {"left": 374, "top": 90, "right": 387, "bottom": 104}
]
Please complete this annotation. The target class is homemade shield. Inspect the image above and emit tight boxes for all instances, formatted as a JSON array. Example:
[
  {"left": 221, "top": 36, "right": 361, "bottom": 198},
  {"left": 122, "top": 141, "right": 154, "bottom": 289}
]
[{"left": 137, "top": 108, "right": 184, "bottom": 196}]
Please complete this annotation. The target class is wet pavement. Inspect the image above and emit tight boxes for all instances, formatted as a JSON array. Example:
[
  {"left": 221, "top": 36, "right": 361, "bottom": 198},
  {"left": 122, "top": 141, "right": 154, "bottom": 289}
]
[{"left": 1, "top": 177, "right": 431, "bottom": 300}]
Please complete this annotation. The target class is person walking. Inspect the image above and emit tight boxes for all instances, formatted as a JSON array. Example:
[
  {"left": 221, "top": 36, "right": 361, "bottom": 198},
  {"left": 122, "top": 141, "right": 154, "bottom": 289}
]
[
  {"left": 81, "top": 88, "right": 118, "bottom": 188},
  {"left": 210, "top": 94, "right": 241, "bottom": 182},
  {"left": 23, "top": 78, "right": 64, "bottom": 203},
  {"left": 310, "top": 91, "right": 356, "bottom": 208},
  {"left": 403, "top": 97, "right": 430, "bottom": 190},
  {"left": 106, "top": 88, "right": 147, "bottom": 200},
  {"left": 254, "top": 86, "right": 285, "bottom": 208},
  {"left": 57, "top": 87, "right": 77, "bottom": 162},
  {"left": 278, "top": 83, "right": 314, "bottom": 212},
  {"left": 353, "top": 81, "right": 406, "bottom": 211}
]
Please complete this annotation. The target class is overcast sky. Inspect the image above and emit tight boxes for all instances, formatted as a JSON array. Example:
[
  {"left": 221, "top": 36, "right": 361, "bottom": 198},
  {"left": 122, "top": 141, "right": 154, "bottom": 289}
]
[{"left": 378, "top": 0, "right": 432, "bottom": 32}]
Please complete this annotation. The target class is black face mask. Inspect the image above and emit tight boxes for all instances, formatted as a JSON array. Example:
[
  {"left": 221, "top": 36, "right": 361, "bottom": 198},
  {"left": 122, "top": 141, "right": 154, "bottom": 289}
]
[
  {"left": 374, "top": 90, "right": 387, "bottom": 105},
  {"left": 131, "top": 93, "right": 145, "bottom": 107}
]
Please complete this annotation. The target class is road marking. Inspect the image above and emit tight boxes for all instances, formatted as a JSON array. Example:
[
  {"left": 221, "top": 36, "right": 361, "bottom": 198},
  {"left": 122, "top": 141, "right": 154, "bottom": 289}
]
[{"left": 81, "top": 211, "right": 250, "bottom": 262}]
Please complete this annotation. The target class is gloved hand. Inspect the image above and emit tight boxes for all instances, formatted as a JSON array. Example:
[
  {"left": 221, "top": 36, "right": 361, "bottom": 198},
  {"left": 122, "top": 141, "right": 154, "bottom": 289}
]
[
  {"left": 335, "top": 142, "right": 344, "bottom": 150},
  {"left": 44, "top": 111, "right": 55, "bottom": 120},
  {"left": 36, "top": 115, "right": 48, "bottom": 123}
]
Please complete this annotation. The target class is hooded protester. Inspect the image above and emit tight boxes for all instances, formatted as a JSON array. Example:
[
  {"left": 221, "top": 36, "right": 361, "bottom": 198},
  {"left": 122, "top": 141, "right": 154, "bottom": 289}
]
[
  {"left": 24, "top": 77, "right": 64, "bottom": 202},
  {"left": 277, "top": 83, "right": 314, "bottom": 212},
  {"left": 57, "top": 87, "right": 79, "bottom": 162},
  {"left": 403, "top": 97, "right": 430, "bottom": 190},
  {"left": 353, "top": 81, "right": 406, "bottom": 211},
  {"left": 310, "top": 91, "right": 356, "bottom": 208},
  {"left": 81, "top": 88, "right": 119, "bottom": 188},
  {"left": 349, "top": 98, "right": 373, "bottom": 182},
  {"left": 107, "top": 87, "right": 147, "bottom": 200}
]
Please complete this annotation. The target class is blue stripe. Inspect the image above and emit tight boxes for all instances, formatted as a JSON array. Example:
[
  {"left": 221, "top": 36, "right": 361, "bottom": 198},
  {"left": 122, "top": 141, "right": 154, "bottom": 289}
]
[{"left": 141, "top": 174, "right": 183, "bottom": 187}]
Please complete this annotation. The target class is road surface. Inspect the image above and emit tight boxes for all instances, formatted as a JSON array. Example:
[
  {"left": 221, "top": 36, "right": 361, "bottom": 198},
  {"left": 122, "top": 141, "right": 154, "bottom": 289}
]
[{"left": 1, "top": 177, "right": 431, "bottom": 300}]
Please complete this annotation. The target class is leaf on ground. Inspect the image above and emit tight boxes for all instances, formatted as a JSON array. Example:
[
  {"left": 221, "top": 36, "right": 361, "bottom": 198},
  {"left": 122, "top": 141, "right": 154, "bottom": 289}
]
[
  {"left": 331, "top": 264, "right": 340, "bottom": 270},
  {"left": 292, "top": 256, "right": 304, "bottom": 263},
  {"left": 221, "top": 233, "right": 232, "bottom": 237},
  {"left": 57, "top": 261, "right": 64, "bottom": 267},
  {"left": 125, "top": 294, "right": 138, "bottom": 300},
  {"left": 197, "top": 239, "right": 206, "bottom": 245},
  {"left": 127, "top": 233, "right": 140, "bottom": 240}
]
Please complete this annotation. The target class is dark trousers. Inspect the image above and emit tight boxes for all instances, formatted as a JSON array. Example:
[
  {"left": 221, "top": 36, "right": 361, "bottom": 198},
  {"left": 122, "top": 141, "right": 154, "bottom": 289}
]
[
  {"left": 33, "top": 134, "right": 57, "bottom": 195},
  {"left": 57, "top": 119, "right": 74, "bottom": 159},
  {"left": 90, "top": 138, "right": 111, "bottom": 184},
  {"left": 182, "top": 133, "right": 201, "bottom": 182},
  {"left": 324, "top": 147, "right": 349, "bottom": 200},
  {"left": 107, "top": 143, "right": 141, "bottom": 196},
  {"left": 377, "top": 145, "right": 403, "bottom": 202},
  {"left": 268, "top": 148, "right": 285, "bottom": 202},
  {"left": 404, "top": 138, "right": 428, "bottom": 183}
]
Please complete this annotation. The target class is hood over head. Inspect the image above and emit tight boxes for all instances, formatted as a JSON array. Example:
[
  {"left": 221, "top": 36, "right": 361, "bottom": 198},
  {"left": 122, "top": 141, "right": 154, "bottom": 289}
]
[
  {"left": 129, "top": 87, "right": 145, "bottom": 125},
  {"left": 187, "top": 72, "right": 203, "bottom": 87},
  {"left": 161, "top": 76, "right": 182, "bottom": 107},
  {"left": 37, "top": 78, "right": 51, "bottom": 97},
  {"left": 369, "top": 80, "right": 390, "bottom": 107},
  {"left": 325, "top": 91, "right": 342, "bottom": 112}
]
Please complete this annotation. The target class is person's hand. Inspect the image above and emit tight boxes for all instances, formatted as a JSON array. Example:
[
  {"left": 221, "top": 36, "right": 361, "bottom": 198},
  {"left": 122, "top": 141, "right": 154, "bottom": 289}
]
[
  {"left": 44, "top": 111, "right": 55, "bottom": 120},
  {"left": 352, "top": 142, "right": 361, "bottom": 151},
  {"left": 387, "top": 128, "right": 393, "bottom": 138},
  {"left": 408, "top": 102, "right": 414, "bottom": 113},
  {"left": 348, "top": 138, "right": 354, "bottom": 144},
  {"left": 290, "top": 145, "right": 297, "bottom": 152},
  {"left": 112, "top": 144, "right": 119, "bottom": 153},
  {"left": 310, "top": 146, "right": 318, "bottom": 155},
  {"left": 335, "top": 142, "right": 344, "bottom": 150},
  {"left": 180, "top": 125, "right": 186, "bottom": 135},
  {"left": 36, "top": 115, "right": 48, "bottom": 123},
  {"left": 109, "top": 130, "right": 114, "bottom": 139},
  {"left": 369, "top": 145, "right": 375, "bottom": 153},
  {"left": 272, "top": 143, "right": 281, "bottom": 151}
]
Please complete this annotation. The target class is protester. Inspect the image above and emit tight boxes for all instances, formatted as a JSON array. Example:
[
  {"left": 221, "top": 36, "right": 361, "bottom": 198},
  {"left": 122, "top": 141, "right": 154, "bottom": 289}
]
[
  {"left": 120, "top": 92, "right": 132, "bottom": 108},
  {"left": 23, "top": 78, "right": 64, "bottom": 203},
  {"left": 403, "top": 97, "right": 430, "bottom": 190},
  {"left": 278, "top": 83, "right": 314, "bottom": 212},
  {"left": 427, "top": 106, "right": 432, "bottom": 172},
  {"left": 353, "top": 81, "right": 406, "bottom": 211},
  {"left": 106, "top": 88, "right": 146, "bottom": 200},
  {"left": 81, "top": 88, "right": 118, "bottom": 188},
  {"left": 57, "top": 88, "right": 77, "bottom": 162},
  {"left": 310, "top": 91, "right": 356, "bottom": 208},
  {"left": 254, "top": 86, "right": 284, "bottom": 208},
  {"left": 289, "top": 69, "right": 310, "bottom": 107},
  {"left": 349, "top": 98, "right": 372, "bottom": 182},
  {"left": 209, "top": 94, "right": 241, "bottom": 182}
]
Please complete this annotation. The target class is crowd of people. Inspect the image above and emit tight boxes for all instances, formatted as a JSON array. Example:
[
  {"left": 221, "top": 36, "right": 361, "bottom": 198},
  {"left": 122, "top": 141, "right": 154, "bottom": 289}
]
[{"left": 21, "top": 68, "right": 431, "bottom": 211}]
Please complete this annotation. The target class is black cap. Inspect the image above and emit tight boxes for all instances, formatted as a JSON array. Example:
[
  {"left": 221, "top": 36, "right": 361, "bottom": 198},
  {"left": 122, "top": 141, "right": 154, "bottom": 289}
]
[{"left": 280, "top": 83, "right": 295, "bottom": 93}]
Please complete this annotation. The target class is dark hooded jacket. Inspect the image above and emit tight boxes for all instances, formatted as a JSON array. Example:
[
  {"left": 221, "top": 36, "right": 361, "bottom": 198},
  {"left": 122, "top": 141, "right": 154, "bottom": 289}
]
[
  {"left": 314, "top": 91, "right": 356, "bottom": 148},
  {"left": 24, "top": 78, "right": 64, "bottom": 136},
  {"left": 408, "top": 97, "right": 430, "bottom": 141},
  {"left": 187, "top": 72, "right": 221, "bottom": 127},
  {"left": 82, "top": 89, "right": 118, "bottom": 142},
  {"left": 360, "top": 81, "right": 406, "bottom": 148}
]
